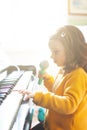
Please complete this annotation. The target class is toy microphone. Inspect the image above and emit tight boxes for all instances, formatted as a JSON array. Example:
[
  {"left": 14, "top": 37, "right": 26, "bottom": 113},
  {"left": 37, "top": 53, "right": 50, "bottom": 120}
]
[{"left": 38, "top": 60, "right": 49, "bottom": 85}]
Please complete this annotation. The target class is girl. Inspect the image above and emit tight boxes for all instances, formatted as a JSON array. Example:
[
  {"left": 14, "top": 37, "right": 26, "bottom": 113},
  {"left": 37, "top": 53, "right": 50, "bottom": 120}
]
[{"left": 16, "top": 25, "right": 87, "bottom": 130}]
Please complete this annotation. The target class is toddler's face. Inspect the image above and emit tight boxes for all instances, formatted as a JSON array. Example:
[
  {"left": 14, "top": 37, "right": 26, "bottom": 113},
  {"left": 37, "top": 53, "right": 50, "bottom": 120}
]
[{"left": 49, "top": 40, "right": 66, "bottom": 67}]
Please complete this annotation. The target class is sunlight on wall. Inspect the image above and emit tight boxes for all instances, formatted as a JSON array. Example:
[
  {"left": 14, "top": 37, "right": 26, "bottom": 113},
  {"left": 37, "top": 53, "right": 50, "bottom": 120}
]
[
  {"left": 0, "top": 0, "right": 68, "bottom": 75},
  {"left": 0, "top": 0, "right": 87, "bottom": 76},
  {"left": 0, "top": 0, "right": 68, "bottom": 51}
]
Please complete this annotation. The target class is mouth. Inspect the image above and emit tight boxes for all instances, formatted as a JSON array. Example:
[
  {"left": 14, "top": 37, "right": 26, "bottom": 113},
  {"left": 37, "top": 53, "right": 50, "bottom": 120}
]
[{"left": 53, "top": 60, "right": 56, "bottom": 64}]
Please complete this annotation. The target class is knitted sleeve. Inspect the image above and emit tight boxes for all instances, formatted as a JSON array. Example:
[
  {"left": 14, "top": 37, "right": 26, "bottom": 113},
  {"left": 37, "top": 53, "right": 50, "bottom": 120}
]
[
  {"left": 43, "top": 75, "right": 54, "bottom": 91},
  {"left": 33, "top": 69, "right": 87, "bottom": 115}
]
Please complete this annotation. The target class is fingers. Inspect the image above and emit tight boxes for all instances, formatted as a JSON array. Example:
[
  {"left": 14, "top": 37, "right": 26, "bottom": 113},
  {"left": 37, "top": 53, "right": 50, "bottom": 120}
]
[
  {"left": 23, "top": 95, "right": 29, "bottom": 101},
  {"left": 13, "top": 89, "right": 34, "bottom": 103},
  {"left": 13, "top": 88, "right": 34, "bottom": 99},
  {"left": 38, "top": 72, "right": 49, "bottom": 79},
  {"left": 13, "top": 89, "right": 31, "bottom": 95}
]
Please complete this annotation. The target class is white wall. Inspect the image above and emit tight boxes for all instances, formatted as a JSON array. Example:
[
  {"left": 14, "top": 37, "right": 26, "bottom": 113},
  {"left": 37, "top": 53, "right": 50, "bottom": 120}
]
[
  {"left": 0, "top": 0, "right": 87, "bottom": 75},
  {"left": 0, "top": 0, "right": 68, "bottom": 50}
]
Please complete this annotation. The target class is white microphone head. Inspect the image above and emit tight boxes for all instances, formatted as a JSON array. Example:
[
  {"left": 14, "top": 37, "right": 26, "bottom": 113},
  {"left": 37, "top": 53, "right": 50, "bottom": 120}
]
[{"left": 39, "top": 60, "right": 49, "bottom": 69}]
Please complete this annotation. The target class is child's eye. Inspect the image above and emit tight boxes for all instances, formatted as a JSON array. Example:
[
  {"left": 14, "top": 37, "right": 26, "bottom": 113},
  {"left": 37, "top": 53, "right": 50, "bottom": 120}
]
[{"left": 54, "top": 50, "right": 59, "bottom": 55}]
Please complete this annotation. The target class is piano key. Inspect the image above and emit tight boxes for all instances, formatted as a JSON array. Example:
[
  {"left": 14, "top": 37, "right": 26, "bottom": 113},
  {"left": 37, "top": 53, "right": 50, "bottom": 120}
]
[
  {"left": 0, "top": 71, "right": 7, "bottom": 81},
  {"left": 0, "top": 98, "right": 3, "bottom": 102},
  {"left": 0, "top": 85, "right": 13, "bottom": 89},
  {"left": 0, "top": 71, "right": 33, "bottom": 130},
  {"left": 0, "top": 81, "right": 16, "bottom": 86},
  {"left": 0, "top": 72, "right": 24, "bottom": 88},
  {"left": 5, "top": 70, "right": 24, "bottom": 79},
  {"left": 0, "top": 98, "right": 3, "bottom": 104},
  {"left": 0, "top": 71, "right": 26, "bottom": 105},
  {"left": 0, "top": 87, "right": 11, "bottom": 93},
  {"left": 0, "top": 71, "right": 24, "bottom": 83},
  {"left": 0, "top": 85, "right": 14, "bottom": 103},
  {"left": 0, "top": 93, "right": 7, "bottom": 99}
]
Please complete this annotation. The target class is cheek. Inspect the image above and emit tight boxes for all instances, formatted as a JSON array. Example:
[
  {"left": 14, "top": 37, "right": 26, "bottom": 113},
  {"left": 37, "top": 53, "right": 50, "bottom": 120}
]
[
  {"left": 62, "top": 55, "right": 66, "bottom": 65},
  {"left": 62, "top": 56, "right": 66, "bottom": 64},
  {"left": 57, "top": 54, "right": 66, "bottom": 65}
]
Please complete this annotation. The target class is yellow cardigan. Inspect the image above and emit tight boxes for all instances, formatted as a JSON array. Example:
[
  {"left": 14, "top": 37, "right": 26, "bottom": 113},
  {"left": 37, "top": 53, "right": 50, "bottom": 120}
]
[{"left": 33, "top": 68, "right": 87, "bottom": 130}]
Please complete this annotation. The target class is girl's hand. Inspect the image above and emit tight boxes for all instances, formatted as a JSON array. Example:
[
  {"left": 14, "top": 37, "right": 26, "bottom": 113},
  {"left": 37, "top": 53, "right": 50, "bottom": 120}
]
[
  {"left": 13, "top": 89, "right": 34, "bottom": 101},
  {"left": 38, "top": 71, "right": 51, "bottom": 80}
]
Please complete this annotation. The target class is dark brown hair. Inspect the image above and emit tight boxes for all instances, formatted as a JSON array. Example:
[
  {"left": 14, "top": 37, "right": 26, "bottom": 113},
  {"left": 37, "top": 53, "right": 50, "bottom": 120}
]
[{"left": 49, "top": 25, "right": 87, "bottom": 73}]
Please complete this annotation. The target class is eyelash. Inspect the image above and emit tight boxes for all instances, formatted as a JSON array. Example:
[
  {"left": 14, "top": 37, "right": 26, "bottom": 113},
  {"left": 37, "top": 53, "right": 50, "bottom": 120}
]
[{"left": 53, "top": 50, "right": 59, "bottom": 55}]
